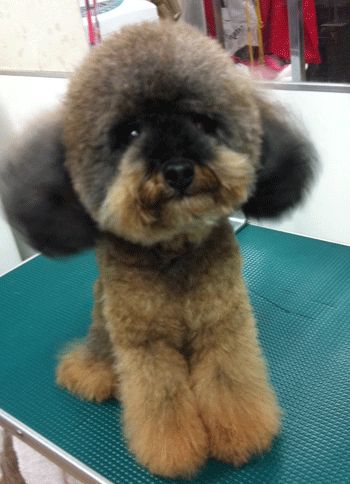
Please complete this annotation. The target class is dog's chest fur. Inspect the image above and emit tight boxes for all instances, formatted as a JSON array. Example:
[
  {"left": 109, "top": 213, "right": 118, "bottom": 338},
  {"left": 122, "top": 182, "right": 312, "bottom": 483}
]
[{"left": 96, "top": 220, "right": 246, "bottom": 354}]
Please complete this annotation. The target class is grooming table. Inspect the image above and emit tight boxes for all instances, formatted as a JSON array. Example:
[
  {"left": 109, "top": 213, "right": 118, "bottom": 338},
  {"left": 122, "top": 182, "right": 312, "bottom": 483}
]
[{"left": 1, "top": 225, "right": 349, "bottom": 483}]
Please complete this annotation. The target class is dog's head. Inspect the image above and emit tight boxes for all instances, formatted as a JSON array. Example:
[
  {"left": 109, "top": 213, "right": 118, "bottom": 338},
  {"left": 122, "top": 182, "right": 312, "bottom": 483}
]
[{"left": 1, "top": 21, "right": 316, "bottom": 253}]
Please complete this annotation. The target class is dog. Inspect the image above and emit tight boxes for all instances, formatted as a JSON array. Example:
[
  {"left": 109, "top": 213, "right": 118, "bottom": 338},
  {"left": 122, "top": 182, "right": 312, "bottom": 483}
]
[{"left": 1, "top": 20, "right": 316, "bottom": 478}]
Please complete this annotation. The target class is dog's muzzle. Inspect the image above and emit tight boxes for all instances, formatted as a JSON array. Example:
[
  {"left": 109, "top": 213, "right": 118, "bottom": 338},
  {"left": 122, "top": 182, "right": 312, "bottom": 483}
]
[{"left": 162, "top": 158, "right": 194, "bottom": 192}]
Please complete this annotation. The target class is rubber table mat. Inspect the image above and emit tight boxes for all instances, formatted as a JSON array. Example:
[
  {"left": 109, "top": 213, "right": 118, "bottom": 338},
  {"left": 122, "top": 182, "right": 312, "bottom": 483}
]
[{"left": 1, "top": 225, "right": 349, "bottom": 483}]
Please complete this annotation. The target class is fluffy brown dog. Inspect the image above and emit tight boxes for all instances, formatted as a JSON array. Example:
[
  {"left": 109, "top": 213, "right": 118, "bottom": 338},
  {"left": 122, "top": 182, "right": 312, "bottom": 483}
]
[{"left": 1, "top": 21, "right": 316, "bottom": 478}]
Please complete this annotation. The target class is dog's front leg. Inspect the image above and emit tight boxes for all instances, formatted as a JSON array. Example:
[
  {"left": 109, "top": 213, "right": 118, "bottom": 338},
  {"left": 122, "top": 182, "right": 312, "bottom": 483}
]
[
  {"left": 190, "top": 291, "right": 281, "bottom": 467},
  {"left": 115, "top": 340, "right": 208, "bottom": 478}
]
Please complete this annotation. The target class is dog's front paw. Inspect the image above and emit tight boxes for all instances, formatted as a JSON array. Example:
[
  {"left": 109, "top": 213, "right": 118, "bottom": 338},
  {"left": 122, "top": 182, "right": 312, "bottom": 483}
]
[
  {"left": 204, "top": 396, "right": 281, "bottom": 467},
  {"left": 56, "top": 343, "right": 117, "bottom": 402},
  {"left": 126, "top": 405, "right": 209, "bottom": 478}
]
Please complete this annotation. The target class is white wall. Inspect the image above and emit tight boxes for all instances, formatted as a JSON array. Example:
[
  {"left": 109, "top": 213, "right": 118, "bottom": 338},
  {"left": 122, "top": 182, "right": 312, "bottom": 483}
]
[
  {"left": 254, "top": 89, "right": 350, "bottom": 246},
  {"left": 0, "top": 202, "right": 21, "bottom": 274},
  {"left": 0, "top": 96, "right": 23, "bottom": 274},
  {"left": 0, "top": 76, "right": 68, "bottom": 131}
]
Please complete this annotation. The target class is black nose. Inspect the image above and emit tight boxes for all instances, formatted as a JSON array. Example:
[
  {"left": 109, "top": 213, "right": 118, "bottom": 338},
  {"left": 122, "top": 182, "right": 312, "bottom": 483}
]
[{"left": 162, "top": 159, "right": 195, "bottom": 191}]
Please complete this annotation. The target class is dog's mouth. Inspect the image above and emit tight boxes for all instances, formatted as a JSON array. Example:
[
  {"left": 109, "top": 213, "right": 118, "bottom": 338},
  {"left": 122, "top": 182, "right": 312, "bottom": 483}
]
[{"left": 139, "top": 163, "right": 221, "bottom": 209}]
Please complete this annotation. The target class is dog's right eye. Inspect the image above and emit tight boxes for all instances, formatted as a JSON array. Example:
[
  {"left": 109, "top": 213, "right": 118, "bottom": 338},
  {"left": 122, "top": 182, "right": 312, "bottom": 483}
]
[{"left": 109, "top": 121, "right": 141, "bottom": 151}]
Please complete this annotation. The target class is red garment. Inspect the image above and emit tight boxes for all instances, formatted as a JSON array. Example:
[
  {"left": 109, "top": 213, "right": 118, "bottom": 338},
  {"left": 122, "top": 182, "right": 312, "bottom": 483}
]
[
  {"left": 203, "top": 0, "right": 321, "bottom": 65},
  {"left": 259, "top": 0, "right": 321, "bottom": 64}
]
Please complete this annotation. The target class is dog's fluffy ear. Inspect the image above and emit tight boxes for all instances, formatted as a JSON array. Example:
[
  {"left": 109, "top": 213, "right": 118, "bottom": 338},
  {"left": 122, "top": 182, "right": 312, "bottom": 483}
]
[
  {"left": 242, "top": 97, "right": 317, "bottom": 219},
  {"left": 0, "top": 111, "right": 98, "bottom": 256}
]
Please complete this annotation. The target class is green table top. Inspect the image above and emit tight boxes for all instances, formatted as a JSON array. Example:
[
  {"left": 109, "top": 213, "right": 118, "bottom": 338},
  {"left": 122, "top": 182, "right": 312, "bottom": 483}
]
[{"left": 1, "top": 225, "right": 350, "bottom": 483}]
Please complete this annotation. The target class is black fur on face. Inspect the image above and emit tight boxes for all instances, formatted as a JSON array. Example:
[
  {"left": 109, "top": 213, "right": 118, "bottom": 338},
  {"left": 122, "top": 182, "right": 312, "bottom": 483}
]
[
  {"left": 67, "top": 88, "right": 242, "bottom": 221},
  {"left": 66, "top": 109, "right": 222, "bottom": 216},
  {"left": 110, "top": 109, "right": 218, "bottom": 174},
  {"left": 90, "top": 96, "right": 255, "bottom": 245}
]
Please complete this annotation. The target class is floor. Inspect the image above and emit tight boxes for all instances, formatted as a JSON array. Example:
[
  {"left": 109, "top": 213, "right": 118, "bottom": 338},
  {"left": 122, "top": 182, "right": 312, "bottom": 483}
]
[{"left": 0, "top": 428, "right": 81, "bottom": 484}]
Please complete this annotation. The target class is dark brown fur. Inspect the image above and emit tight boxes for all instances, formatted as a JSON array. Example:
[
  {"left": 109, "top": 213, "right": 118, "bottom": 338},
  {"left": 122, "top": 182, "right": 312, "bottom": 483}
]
[{"left": 1, "top": 20, "right": 317, "bottom": 478}]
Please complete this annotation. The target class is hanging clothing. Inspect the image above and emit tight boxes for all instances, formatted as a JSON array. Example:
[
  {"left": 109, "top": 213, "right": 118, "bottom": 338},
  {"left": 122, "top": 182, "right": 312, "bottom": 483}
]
[
  {"left": 259, "top": 0, "right": 321, "bottom": 64},
  {"left": 203, "top": 0, "right": 321, "bottom": 65},
  {"left": 222, "top": 1, "right": 259, "bottom": 57}
]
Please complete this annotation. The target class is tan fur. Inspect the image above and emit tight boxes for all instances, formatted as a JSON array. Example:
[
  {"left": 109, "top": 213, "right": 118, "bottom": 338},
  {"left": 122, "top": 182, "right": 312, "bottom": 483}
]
[
  {"left": 57, "top": 221, "right": 280, "bottom": 476},
  {"left": 56, "top": 20, "right": 281, "bottom": 478},
  {"left": 57, "top": 280, "right": 118, "bottom": 402},
  {"left": 190, "top": 278, "right": 281, "bottom": 466},
  {"left": 116, "top": 343, "right": 209, "bottom": 478},
  {"left": 56, "top": 344, "right": 116, "bottom": 402}
]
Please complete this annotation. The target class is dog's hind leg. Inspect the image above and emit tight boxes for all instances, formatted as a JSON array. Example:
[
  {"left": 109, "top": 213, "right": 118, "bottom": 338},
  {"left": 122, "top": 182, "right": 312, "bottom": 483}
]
[{"left": 56, "top": 278, "right": 118, "bottom": 402}]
